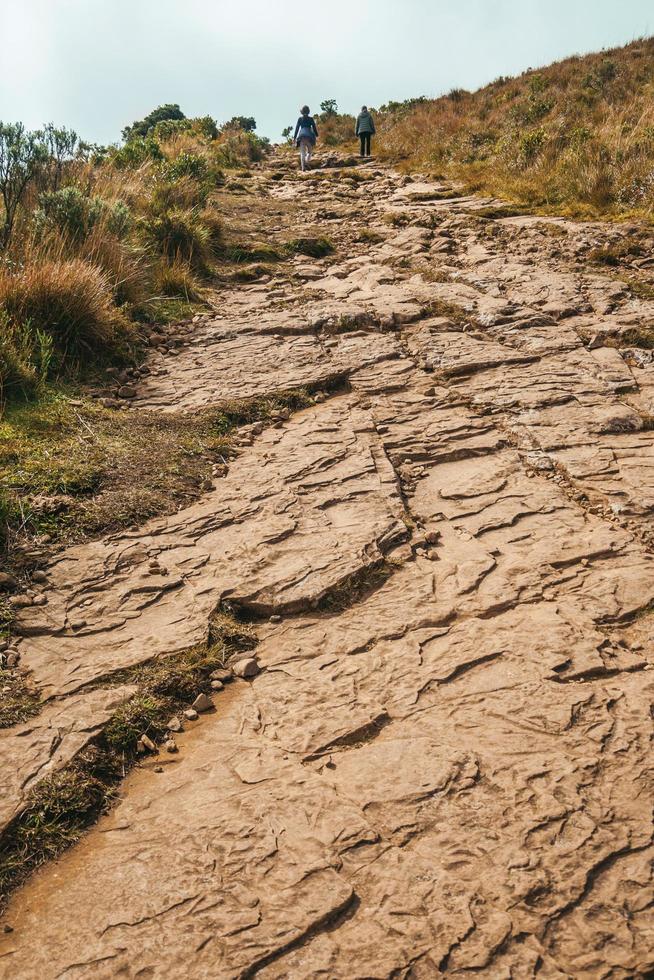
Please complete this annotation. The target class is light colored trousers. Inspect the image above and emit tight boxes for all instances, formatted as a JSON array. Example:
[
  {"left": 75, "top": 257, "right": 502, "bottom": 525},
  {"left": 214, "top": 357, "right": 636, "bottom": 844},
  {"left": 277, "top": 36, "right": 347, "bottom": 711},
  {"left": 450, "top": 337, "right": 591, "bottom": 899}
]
[{"left": 299, "top": 137, "right": 313, "bottom": 171}]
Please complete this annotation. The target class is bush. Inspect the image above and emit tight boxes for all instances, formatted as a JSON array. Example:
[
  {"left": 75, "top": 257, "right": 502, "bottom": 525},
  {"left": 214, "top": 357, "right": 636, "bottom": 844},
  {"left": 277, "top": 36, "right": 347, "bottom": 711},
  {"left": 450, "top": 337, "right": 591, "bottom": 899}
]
[
  {"left": 222, "top": 116, "right": 257, "bottom": 133},
  {"left": 140, "top": 208, "right": 212, "bottom": 268},
  {"left": 0, "top": 259, "right": 134, "bottom": 365},
  {"left": 519, "top": 128, "right": 547, "bottom": 163},
  {"left": 111, "top": 137, "right": 163, "bottom": 169},
  {"left": 161, "top": 152, "right": 209, "bottom": 183},
  {"left": 34, "top": 187, "right": 132, "bottom": 242},
  {"left": 122, "top": 104, "right": 186, "bottom": 142}
]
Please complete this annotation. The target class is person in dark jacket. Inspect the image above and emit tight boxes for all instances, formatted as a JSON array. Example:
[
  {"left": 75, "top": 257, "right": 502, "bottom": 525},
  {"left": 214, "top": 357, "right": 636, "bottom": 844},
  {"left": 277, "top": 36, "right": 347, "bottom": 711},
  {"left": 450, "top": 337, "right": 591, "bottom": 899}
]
[
  {"left": 355, "top": 106, "right": 376, "bottom": 157},
  {"left": 294, "top": 106, "right": 319, "bottom": 171}
]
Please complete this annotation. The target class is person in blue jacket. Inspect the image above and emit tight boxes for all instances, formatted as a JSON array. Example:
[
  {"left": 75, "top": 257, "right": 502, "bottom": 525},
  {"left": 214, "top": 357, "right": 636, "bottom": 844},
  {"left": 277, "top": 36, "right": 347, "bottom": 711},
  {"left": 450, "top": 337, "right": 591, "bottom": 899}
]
[{"left": 294, "top": 106, "right": 319, "bottom": 171}]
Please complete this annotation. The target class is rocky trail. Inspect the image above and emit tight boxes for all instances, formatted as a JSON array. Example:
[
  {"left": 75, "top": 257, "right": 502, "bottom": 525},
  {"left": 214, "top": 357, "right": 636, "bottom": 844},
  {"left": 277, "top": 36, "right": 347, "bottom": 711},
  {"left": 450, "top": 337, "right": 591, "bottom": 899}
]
[{"left": 2, "top": 152, "right": 654, "bottom": 978}]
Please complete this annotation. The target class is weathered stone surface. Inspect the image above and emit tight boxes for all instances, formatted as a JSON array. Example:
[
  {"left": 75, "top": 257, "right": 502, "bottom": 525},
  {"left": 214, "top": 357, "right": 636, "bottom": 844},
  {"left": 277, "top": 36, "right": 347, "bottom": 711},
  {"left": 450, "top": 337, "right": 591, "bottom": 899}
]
[
  {"left": 3, "top": 157, "right": 654, "bottom": 979},
  {"left": 12, "top": 395, "right": 406, "bottom": 699}
]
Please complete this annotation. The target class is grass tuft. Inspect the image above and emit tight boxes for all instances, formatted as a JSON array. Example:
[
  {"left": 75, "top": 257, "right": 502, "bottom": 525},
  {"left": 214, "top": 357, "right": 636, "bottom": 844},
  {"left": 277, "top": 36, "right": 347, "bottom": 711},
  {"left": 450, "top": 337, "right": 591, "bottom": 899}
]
[{"left": 0, "top": 609, "right": 256, "bottom": 907}]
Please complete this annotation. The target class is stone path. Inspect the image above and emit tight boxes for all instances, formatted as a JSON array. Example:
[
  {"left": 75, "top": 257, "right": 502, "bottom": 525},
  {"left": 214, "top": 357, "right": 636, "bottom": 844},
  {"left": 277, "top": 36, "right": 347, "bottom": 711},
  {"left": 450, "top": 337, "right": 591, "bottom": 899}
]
[{"left": 2, "top": 155, "right": 654, "bottom": 978}]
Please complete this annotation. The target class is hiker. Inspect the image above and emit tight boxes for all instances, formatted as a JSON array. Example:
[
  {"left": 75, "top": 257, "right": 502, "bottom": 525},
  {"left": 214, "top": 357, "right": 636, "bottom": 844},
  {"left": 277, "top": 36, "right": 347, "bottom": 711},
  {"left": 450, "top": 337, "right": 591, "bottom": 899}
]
[
  {"left": 294, "top": 106, "right": 318, "bottom": 171},
  {"left": 355, "top": 106, "right": 376, "bottom": 157}
]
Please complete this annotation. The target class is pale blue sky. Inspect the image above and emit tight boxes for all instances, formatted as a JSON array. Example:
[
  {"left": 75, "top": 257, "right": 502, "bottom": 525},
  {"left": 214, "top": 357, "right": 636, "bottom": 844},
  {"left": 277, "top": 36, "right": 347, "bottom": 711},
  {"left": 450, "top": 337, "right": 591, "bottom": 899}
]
[{"left": 1, "top": 0, "right": 652, "bottom": 144}]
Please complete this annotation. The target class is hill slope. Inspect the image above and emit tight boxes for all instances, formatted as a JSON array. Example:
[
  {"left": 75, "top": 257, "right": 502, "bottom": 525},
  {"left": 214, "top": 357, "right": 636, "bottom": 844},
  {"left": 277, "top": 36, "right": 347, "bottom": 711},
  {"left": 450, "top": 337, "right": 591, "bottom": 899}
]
[{"left": 378, "top": 37, "right": 654, "bottom": 217}]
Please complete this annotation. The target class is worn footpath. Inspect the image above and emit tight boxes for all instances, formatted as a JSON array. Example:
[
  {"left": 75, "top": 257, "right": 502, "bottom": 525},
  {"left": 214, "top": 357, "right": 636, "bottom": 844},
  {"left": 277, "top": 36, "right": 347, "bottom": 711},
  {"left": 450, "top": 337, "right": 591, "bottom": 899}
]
[{"left": 1, "top": 154, "right": 654, "bottom": 978}]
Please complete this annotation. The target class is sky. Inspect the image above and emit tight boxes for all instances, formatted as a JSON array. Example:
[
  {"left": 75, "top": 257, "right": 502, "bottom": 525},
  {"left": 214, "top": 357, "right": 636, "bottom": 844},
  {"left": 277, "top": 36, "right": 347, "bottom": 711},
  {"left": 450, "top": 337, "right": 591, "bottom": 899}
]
[{"left": 1, "top": 0, "right": 653, "bottom": 145}]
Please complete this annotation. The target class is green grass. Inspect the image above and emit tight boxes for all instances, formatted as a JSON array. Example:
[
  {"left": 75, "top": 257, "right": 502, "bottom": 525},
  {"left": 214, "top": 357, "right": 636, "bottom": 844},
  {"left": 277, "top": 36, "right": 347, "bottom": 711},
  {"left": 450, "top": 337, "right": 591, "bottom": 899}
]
[
  {"left": 284, "top": 237, "right": 334, "bottom": 258},
  {"left": 0, "top": 610, "right": 255, "bottom": 907},
  {"left": 0, "top": 671, "right": 41, "bottom": 728},
  {"left": 0, "top": 387, "right": 317, "bottom": 570},
  {"left": 317, "top": 560, "right": 401, "bottom": 615},
  {"left": 221, "top": 242, "right": 285, "bottom": 263}
]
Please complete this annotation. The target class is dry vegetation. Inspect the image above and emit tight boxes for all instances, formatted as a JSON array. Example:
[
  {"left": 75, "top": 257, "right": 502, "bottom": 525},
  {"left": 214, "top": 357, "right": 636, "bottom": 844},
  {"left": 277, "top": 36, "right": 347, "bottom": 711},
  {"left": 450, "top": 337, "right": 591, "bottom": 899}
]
[
  {"left": 0, "top": 110, "right": 270, "bottom": 407},
  {"left": 375, "top": 37, "right": 654, "bottom": 218},
  {"left": 0, "top": 108, "right": 274, "bottom": 566}
]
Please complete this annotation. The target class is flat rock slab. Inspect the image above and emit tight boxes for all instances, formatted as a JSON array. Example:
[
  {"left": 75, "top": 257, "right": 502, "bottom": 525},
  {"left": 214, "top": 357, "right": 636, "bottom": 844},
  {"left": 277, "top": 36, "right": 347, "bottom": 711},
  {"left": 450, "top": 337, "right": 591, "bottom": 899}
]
[
  {"left": 14, "top": 395, "right": 406, "bottom": 699},
  {"left": 137, "top": 327, "right": 399, "bottom": 412}
]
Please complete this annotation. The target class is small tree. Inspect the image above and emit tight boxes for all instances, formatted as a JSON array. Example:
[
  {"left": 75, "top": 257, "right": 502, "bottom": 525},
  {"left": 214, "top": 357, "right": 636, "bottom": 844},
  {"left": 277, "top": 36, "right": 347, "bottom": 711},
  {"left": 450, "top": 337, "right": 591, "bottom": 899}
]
[
  {"left": 41, "top": 123, "right": 79, "bottom": 192},
  {"left": 320, "top": 99, "right": 338, "bottom": 116},
  {"left": 0, "top": 122, "right": 48, "bottom": 247},
  {"left": 223, "top": 116, "right": 257, "bottom": 132},
  {"left": 122, "top": 104, "right": 186, "bottom": 141},
  {"left": 281, "top": 126, "right": 293, "bottom": 143}
]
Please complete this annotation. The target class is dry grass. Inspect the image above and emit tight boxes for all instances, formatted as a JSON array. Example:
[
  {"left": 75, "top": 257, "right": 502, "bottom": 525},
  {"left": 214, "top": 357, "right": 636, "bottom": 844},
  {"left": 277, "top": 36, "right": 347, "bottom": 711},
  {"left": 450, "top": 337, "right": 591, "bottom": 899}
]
[
  {"left": 377, "top": 37, "right": 654, "bottom": 219},
  {"left": 0, "top": 258, "right": 136, "bottom": 367}
]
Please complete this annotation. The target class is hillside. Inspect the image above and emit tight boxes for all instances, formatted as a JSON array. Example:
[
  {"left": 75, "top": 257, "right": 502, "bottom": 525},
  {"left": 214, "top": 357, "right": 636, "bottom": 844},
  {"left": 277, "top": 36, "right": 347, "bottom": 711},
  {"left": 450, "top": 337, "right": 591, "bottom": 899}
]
[{"left": 378, "top": 36, "right": 654, "bottom": 217}]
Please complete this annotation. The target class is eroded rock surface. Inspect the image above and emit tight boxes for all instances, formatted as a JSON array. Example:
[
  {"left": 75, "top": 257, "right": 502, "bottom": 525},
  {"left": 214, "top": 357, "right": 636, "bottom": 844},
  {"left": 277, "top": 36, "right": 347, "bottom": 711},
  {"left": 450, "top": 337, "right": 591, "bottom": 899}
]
[{"left": 2, "top": 155, "right": 654, "bottom": 979}]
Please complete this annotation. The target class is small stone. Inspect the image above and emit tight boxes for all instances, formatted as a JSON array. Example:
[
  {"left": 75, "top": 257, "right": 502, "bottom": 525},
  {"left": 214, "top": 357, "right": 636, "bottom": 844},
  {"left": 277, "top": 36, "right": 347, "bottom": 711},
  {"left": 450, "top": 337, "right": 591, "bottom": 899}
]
[
  {"left": 153, "top": 766, "right": 164, "bottom": 773},
  {"left": 164, "top": 739, "right": 178, "bottom": 754},
  {"left": 201, "top": 480, "right": 214, "bottom": 491},
  {"left": 70, "top": 619, "right": 87, "bottom": 631},
  {"left": 184, "top": 708, "right": 199, "bottom": 721},
  {"left": 139, "top": 734, "right": 157, "bottom": 753},
  {"left": 0, "top": 573, "right": 16, "bottom": 591},
  {"left": 192, "top": 692, "right": 213, "bottom": 713},
  {"left": 211, "top": 680, "right": 224, "bottom": 691},
  {"left": 9, "top": 595, "right": 33, "bottom": 609},
  {"left": 167, "top": 716, "right": 182, "bottom": 732},
  {"left": 5, "top": 652, "right": 20, "bottom": 668},
  {"left": 31, "top": 570, "right": 47, "bottom": 583},
  {"left": 269, "top": 614, "right": 282, "bottom": 624},
  {"left": 210, "top": 668, "right": 233, "bottom": 683},
  {"left": 232, "top": 658, "right": 260, "bottom": 679},
  {"left": 117, "top": 385, "right": 137, "bottom": 399},
  {"left": 425, "top": 531, "right": 440, "bottom": 545},
  {"left": 3, "top": 924, "right": 13, "bottom": 933},
  {"left": 32, "top": 595, "right": 47, "bottom": 607}
]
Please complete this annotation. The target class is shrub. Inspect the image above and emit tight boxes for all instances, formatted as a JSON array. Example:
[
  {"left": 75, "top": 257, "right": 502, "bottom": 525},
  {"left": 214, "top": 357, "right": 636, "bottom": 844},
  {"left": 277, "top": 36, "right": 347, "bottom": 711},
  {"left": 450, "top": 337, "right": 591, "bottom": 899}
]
[
  {"left": 34, "top": 187, "right": 132, "bottom": 242},
  {"left": 222, "top": 116, "right": 257, "bottom": 133},
  {"left": 0, "top": 122, "right": 49, "bottom": 246},
  {"left": 0, "top": 259, "right": 134, "bottom": 365},
  {"left": 122, "top": 104, "right": 186, "bottom": 142},
  {"left": 519, "top": 128, "right": 547, "bottom": 163},
  {"left": 111, "top": 137, "right": 163, "bottom": 170},
  {"left": 161, "top": 152, "right": 209, "bottom": 182},
  {"left": 140, "top": 207, "right": 211, "bottom": 268}
]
